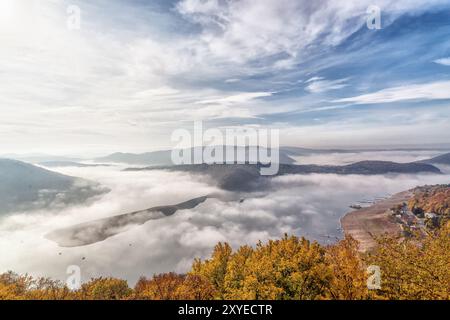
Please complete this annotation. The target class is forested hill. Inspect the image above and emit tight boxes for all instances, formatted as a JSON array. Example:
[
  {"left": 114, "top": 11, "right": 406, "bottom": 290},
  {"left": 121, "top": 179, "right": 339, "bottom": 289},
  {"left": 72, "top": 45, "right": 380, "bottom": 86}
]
[
  {"left": 127, "top": 161, "right": 441, "bottom": 191},
  {"left": 408, "top": 184, "right": 450, "bottom": 215}
]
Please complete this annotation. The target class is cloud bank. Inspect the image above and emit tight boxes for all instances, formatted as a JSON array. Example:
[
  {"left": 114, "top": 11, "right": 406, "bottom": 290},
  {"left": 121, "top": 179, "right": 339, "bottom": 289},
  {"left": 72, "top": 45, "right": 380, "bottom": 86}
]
[{"left": 1, "top": 154, "right": 449, "bottom": 285}]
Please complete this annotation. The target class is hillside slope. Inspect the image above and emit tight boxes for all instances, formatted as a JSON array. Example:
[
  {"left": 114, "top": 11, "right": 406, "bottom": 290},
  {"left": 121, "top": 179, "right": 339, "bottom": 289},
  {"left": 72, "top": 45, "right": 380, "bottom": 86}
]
[
  {"left": 418, "top": 152, "right": 450, "bottom": 165},
  {"left": 0, "top": 159, "right": 109, "bottom": 214}
]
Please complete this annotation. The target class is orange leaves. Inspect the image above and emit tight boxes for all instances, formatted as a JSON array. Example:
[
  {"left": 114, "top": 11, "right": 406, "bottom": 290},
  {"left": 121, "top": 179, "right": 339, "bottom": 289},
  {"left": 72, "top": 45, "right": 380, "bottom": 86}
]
[
  {"left": 408, "top": 185, "right": 450, "bottom": 216},
  {"left": 366, "top": 221, "right": 450, "bottom": 300},
  {"left": 324, "top": 236, "right": 369, "bottom": 300},
  {"left": 134, "top": 273, "right": 216, "bottom": 300},
  {"left": 79, "top": 277, "right": 132, "bottom": 300},
  {"left": 1, "top": 223, "right": 448, "bottom": 300},
  {"left": 192, "top": 235, "right": 332, "bottom": 300}
]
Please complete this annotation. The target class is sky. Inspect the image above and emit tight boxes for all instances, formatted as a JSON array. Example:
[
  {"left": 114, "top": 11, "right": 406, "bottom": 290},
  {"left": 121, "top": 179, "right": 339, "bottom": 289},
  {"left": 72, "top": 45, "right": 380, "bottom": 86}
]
[{"left": 1, "top": 0, "right": 450, "bottom": 155}]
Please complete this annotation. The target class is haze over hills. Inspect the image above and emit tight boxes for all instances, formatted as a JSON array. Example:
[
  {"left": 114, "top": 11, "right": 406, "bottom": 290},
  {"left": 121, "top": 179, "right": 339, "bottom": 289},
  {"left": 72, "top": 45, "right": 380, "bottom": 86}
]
[
  {"left": 94, "top": 150, "right": 175, "bottom": 166},
  {"left": 4, "top": 147, "right": 449, "bottom": 167},
  {"left": 94, "top": 147, "right": 297, "bottom": 166},
  {"left": 127, "top": 161, "right": 442, "bottom": 192},
  {"left": 92, "top": 147, "right": 395, "bottom": 166},
  {"left": 92, "top": 147, "right": 450, "bottom": 167},
  {"left": 39, "top": 161, "right": 112, "bottom": 168},
  {"left": 0, "top": 154, "right": 83, "bottom": 164},
  {"left": 279, "top": 146, "right": 354, "bottom": 155},
  {"left": 2, "top": 149, "right": 444, "bottom": 214},
  {"left": 43, "top": 158, "right": 445, "bottom": 248},
  {"left": 2, "top": 149, "right": 449, "bottom": 282},
  {"left": 0, "top": 159, "right": 109, "bottom": 215}
]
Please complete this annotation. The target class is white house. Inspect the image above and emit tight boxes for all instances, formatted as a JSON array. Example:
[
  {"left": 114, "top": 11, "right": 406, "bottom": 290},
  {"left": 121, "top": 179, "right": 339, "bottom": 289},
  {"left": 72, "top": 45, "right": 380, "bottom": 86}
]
[{"left": 425, "top": 212, "right": 437, "bottom": 219}]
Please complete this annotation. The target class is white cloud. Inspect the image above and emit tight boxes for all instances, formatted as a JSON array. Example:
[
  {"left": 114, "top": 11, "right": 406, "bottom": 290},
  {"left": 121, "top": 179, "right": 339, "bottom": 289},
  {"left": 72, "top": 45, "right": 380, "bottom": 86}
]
[
  {"left": 196, "top": 92, "right": 273, "bottom": 106},
  {"left": 176, "top": 0, "right": 449, "bottom": 70},
  {"left": 1, "top": 0, "right": 449, "bottom": 153},
  {"left": 305, "top": 78, "right": 349, "bottom": 93},
  {"left": 306, "top": 77, "right": 325, "bottom": 83},
  {"left": 434, "top": 57, "right": 450, "bottom": 66},
  {"left": 335, "top": 80, "right": 450, "bottom": 104}
]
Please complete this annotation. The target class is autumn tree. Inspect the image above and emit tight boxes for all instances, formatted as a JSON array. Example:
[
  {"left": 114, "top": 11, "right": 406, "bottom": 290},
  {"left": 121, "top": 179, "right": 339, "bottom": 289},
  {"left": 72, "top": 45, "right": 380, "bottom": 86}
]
[
  {"left": 25, "top": 277, "right": 72, "bottom": 300},
  {"left": 1, "top": 220, "right": 449, "bottom": 300},
  {"left": 77, "top": 277, "right": 132, "bottom": 300},
  {"left": 222, "top": 245, "right": 253, "bottom": 299},
  {"left": 191, "top": 242, "right": 232, "bottom": 299},
  {"left": 176, "top": 274, "right": 216, "bottom": 300},
  {"left": 0, "top": 271, "right": 72, "bottom": 300},
  {"left": 365, "top": 222, "right": 450, "bottom": 300},
  {"left": 192, "top": 235, "right": 332, "bottom": 300},
  {"left": 0, "top": 272, "right": 31, "bottom": 300},
  {"left": 324, "top": 236, "right": 370, "bottom": 300},
  {"left": 134, "top": 273, "right": 185, "bottom": 300}
]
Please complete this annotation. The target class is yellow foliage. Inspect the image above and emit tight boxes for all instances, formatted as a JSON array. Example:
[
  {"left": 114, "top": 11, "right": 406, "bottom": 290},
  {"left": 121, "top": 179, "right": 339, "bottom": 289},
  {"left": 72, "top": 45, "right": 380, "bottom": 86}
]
[
  {"left": 134, "top": 273, "right": 185, "bottom": 300},
  {"left": 324, "top": 236, "right": 370, "bottom": 300},
  {"left": 365, "top": 222, "right": 450, "bottom": 300},
  {"left": 193, "top": 235, "right": 332, "bottom": 300},
  {"left": 78, "top": 277, "right": 131, "bottom": 300},
  {"left": 134, "top": 273, "right": 216, "bottom": 300},
  {"left": 191, "top": 242, "right": 232, "bottom": 299},
  {"left": 1, "top": 224, "right": 449, "bottom": 300}
]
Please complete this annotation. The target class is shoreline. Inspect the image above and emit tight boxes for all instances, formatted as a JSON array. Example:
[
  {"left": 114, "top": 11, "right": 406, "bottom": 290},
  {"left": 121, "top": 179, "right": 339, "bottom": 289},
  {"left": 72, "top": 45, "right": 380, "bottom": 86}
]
[{"left": 340, "top": 190, "right": 413, "bottom": 252}]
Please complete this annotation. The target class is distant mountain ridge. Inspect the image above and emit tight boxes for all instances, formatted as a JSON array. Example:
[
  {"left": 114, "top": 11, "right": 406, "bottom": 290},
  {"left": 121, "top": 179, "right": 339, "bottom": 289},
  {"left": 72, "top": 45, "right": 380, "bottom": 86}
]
[
  {"left": 94, "top": 147, "right": 297, "bottom": 166},
  {"left": 127, "top": 161, "right": 441, "bottom": 192},
  {"left": 95, "top": 150, "right": 174, "bottom": 166},
  {"left": 39, "top": 161, "right": 112, "bottom": 168},
  {"left": 94, "top": 148, "right": 450, "bottom": 167}
]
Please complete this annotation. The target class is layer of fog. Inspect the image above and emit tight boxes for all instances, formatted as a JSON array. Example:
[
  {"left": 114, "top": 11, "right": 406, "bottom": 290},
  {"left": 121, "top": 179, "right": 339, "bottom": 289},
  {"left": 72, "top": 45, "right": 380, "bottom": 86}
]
[
  {"left": 292, "top": 150, "right": 445, "bottom": 165},
  {"left": 0, "top": 160, "right": 449, "bottom": 285}
]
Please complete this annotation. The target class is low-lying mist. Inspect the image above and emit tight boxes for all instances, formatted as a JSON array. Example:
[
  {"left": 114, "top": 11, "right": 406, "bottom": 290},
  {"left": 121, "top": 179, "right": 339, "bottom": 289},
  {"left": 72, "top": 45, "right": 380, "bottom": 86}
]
[
  {"left": 0, "top": 160, "right": 449, "bottom": 285},
  {"left": 292, "top": 150, "right": 445, "bottom": 165}
]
